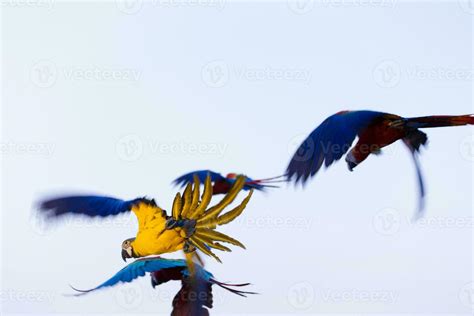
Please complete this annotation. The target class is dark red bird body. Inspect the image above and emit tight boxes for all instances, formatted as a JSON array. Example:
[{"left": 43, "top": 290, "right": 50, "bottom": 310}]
[
  {"left": 212, "top": 179, "right": 233, "bottom": 195},
  {"left": 351, "top": 114, "right": 404, "bottom": 164},
  {"left": 287, "top": 110, "right": 473, "bottom": 216}
]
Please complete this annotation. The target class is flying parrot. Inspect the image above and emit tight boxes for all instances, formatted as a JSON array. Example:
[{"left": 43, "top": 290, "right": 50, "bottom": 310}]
[
  {"left": 70, "top": 256, "right": 255, "bottom": 315},
  {"left": 287, "top": 110, "right": 473, "bottom": 216},
  {"left": 173, "top": 170, "right": 287, "bottom": 194},
  {"left": 39, "top": 175, "right": 253, "bottom": 263}
]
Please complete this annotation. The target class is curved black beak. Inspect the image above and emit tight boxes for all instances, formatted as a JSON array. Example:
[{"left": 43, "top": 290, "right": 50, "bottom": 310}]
[
  {"left": 347, "top": 161, "right": 357, "bottom": 172},
  {"left": 121, "top": 249, "right": 130, "bottom": 262}
]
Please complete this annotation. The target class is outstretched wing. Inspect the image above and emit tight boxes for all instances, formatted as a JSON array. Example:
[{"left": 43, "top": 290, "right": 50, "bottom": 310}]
[
  {"left": 38, "top": 195, "right": 145, "bottom": 218},
  {"left": 71, "top": 257, "right": 188, "bottom": 295},
  {"left": 286, "top": 110, "right": 386, "bottom": 183},
  {"left": 38, "top": 195, "right": 167, "bottom": 231},
  {"left": 173, "top": 170, "right": 225, "bottom": 188}
]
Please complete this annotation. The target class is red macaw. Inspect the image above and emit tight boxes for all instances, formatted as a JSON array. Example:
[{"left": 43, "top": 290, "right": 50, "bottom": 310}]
[
  {"left": 71, "top": 256, "right": 255, "bottom": 315},
  {"left": 287, "top": 110, "right": 473, "bottom": 216},
  {"left": 173, "top": 170, "right": 287, "bottom": 195}
]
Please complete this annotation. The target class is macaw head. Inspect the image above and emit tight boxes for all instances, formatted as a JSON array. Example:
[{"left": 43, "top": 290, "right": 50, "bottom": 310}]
[
  {"left": 121, "top": 237, "right": 137, "bottom": 261},
  {"left": 226, "top": 173, "right": 237, "bottom": 179},
  {"left": 345, "top": 152, "right": 359, "bottom": 172}
]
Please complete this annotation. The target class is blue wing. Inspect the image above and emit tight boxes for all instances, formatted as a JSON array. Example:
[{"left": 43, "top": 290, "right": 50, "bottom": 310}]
[
  {"left": 71, "top": 257, "right": 212, "bottom": 295},
  {"left": 38, "top": 195, "right": 145, "bottom": 218},
  {"left": 173, "top": 170, "right": 225, "bottom": 187},
  {"left": 287, "top": 110, "right": 386, "bottom": 183}
]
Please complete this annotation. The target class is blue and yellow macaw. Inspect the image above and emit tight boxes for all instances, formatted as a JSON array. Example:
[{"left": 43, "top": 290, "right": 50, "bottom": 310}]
[
  {"left": 174, "top": 170, "right": 287, "bottom": 194},
  {"left": 287, "top": 111, "right": 473, "bottom": 216},
  {"left": 71, "top": 256, "right": 255, "bottom": 315},
  {"left": 39, "top": 175, "right": 253, "bottom": 263}
]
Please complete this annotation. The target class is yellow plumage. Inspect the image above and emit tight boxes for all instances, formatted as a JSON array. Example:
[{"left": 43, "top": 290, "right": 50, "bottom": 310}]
[
  {"left": 129, "top": 174, "right": 253, "bottom": 262},
  {"left": 130, "top": 202, "right": 184, "bottom": 257}
]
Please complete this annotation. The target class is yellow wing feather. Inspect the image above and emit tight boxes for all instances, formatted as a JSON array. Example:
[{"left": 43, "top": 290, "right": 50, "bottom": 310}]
[
  {"left": 188, "top": 173, "right": 213, "bottom": 219},
  {"left": 131, "top": 200, "right": 167, "bottom": 231},
  {"left": 131, "top": 174, "right": 252, "bottom": 263},
  {"left": 171, "top": 193, "right": 182, "bottom": 219},
  {"left": 180, "top": 182, "right": 193, "bottom": 218},
  {"left": 198, "top": 176, "right": 246, "bottom": 222}
]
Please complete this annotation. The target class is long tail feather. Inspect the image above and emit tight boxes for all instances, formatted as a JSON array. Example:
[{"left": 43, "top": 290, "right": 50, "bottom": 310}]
[
  {"left": 405, "top": 114, "right": 474, "bottom": 128},
  {"left": 210, "top": 279, "right": 258, "bottom": 297}
]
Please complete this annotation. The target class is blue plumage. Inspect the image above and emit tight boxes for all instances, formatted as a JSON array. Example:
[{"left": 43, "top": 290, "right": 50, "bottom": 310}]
[
  {"left": 173, "top": 170, "right": 283, "bottom": 193},
  {"left": 287, "top": 110, "right": 385, "bottom": 183},
  {"left": 39, "top": 195, "right": 145, "bottom": 218},
  {"left": 71, "top": 256, "right": 212, "bottom": 295}
]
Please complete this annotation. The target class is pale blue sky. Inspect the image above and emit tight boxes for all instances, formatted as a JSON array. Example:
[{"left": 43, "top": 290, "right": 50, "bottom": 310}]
[{"left": 1, "top": 1, "right": 473, "bottom": 315}]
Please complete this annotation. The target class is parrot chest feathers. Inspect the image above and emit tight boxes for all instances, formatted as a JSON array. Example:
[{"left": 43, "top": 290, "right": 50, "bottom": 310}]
[{"left": 133, "top": 229, "right": 185, "bottom": 257}]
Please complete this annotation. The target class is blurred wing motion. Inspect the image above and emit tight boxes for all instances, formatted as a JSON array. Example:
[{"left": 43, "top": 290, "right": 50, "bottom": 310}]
[
  {"left": 39, "top": 175, "right": 254, "bottom": 262},
  {"left": 70, "top": 257, "right": 188, "bottom": 294},
  {"left": 173, "top": 170, "right": 226, "bottom": 188},
  {"left": 287, "top": 110, "right": 385, "bottom": 183},
  {"left": 71, "top": 256, "right": 256, "bottom": 315},
  {"left": 38, "top": 195, "right": 147, "bottom": 218},
  {"left": 173, "top": 169, "right": 287, "bottom": 194},
  {"left": 287, "top": 110, "right": 473, "bottom": 216}
]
